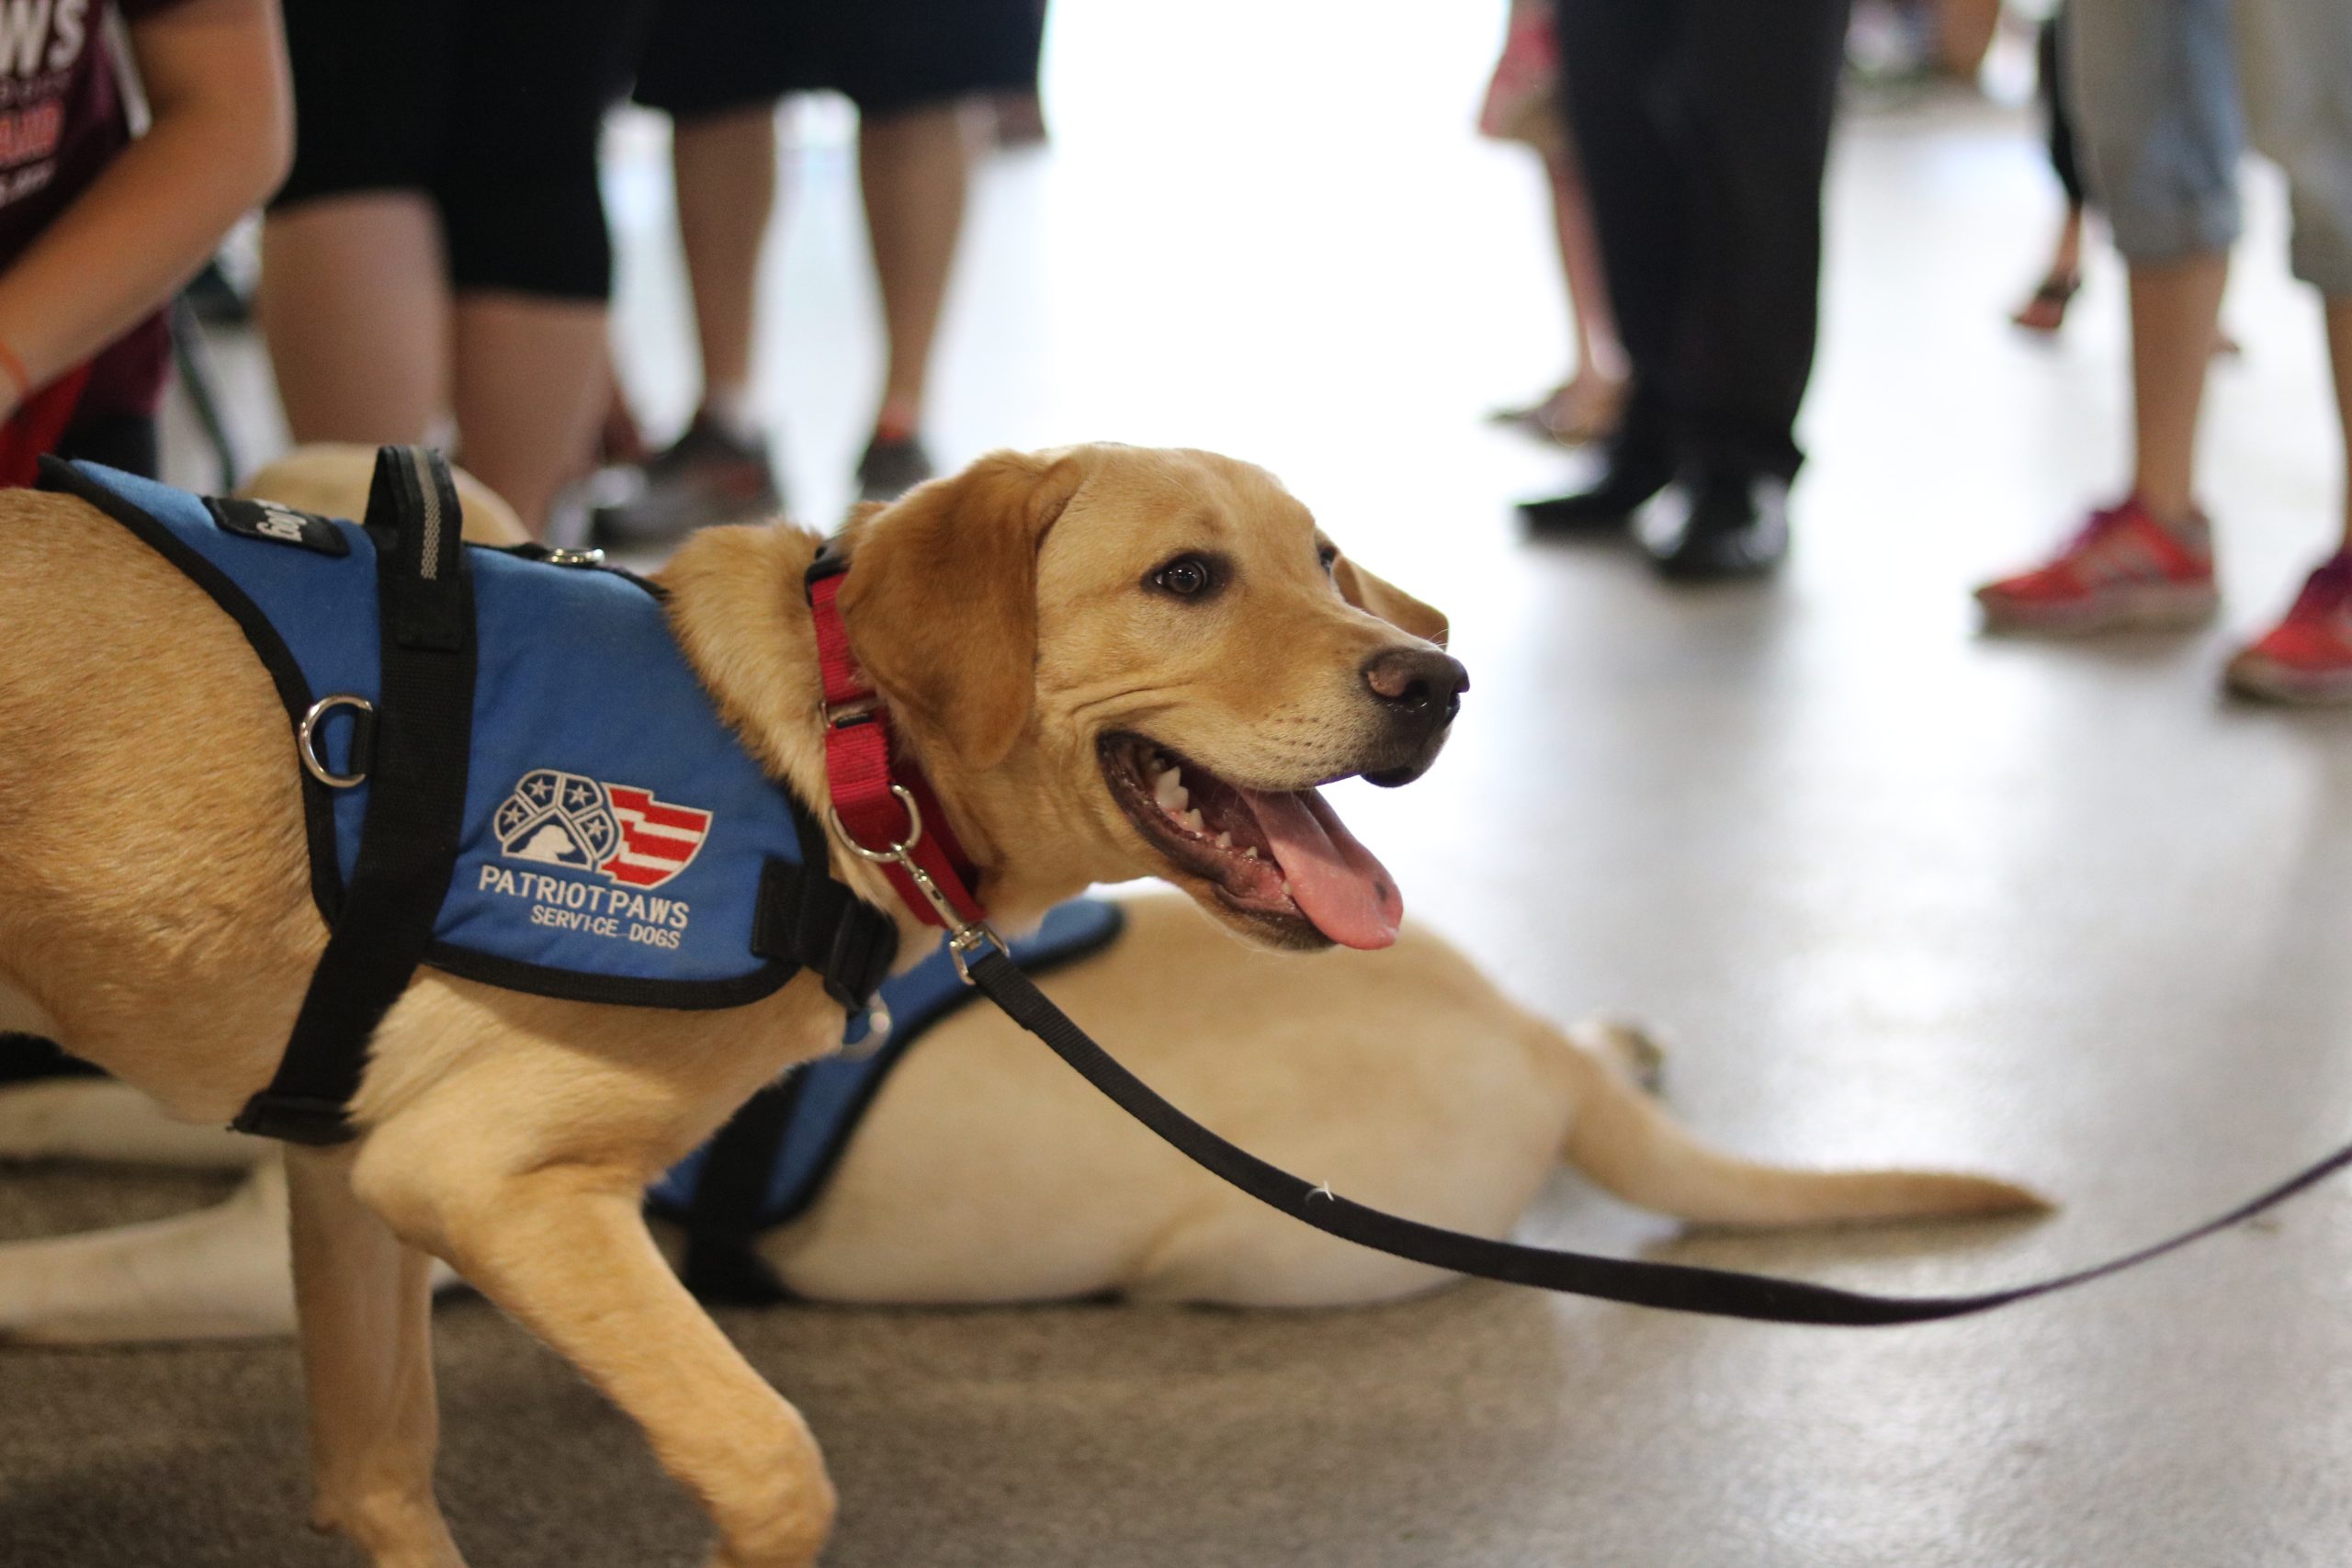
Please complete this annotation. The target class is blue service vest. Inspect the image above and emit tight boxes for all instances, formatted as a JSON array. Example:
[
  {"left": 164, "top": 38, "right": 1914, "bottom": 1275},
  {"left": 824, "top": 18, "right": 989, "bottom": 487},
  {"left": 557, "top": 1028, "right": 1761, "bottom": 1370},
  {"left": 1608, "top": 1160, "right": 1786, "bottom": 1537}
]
[
  {"left": 50, "top": 460, "right": 817, "bottom": 1008},
  {"left": 649, "top": 896, "right": 1125, "bottom": 1244}
]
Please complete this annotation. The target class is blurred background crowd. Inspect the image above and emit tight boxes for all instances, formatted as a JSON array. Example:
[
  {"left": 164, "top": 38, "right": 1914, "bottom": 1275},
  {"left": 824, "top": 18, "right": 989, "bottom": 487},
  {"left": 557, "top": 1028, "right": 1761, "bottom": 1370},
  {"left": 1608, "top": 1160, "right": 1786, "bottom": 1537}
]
[
  {"left": 0, "top": 0, "right": 2340, "bottom": 694},
  {"left": 4, "top": 0, "right": 2346, "bottom": 705}
]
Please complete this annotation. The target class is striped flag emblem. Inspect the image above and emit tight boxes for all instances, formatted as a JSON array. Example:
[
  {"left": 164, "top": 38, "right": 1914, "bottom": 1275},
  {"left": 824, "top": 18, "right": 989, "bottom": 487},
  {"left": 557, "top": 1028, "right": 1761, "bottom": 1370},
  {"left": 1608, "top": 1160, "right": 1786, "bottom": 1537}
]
[{"left": 598, "top": 784, "right": 714, "bottom": 889}]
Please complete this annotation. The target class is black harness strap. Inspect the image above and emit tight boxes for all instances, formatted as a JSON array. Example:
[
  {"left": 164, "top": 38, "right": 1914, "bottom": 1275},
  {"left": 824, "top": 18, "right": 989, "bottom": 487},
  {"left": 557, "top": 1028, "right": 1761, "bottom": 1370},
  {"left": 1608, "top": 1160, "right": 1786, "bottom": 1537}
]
[
  {"left": 233, "top": 447, "right": 476, "bottom": 1145},
  {"left": 682, "top": 1074, "right": 809, "bottom": 1304},
  {"left": 966, "top": 948, "right": 2352, "bottom": 1326},
  {"left": 752, "top": 801, "right": 901, "bottom": 1011},
  {"left": 683, "top": 905, "right": 1125, "bottom": 1305}
]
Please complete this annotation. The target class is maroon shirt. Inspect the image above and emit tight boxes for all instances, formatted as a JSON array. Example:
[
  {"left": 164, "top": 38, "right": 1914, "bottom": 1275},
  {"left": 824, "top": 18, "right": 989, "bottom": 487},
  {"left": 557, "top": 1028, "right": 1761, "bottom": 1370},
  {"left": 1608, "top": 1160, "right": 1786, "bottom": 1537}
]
[{"left": 0, "top": 0, "right": 195, "bottom": 423}]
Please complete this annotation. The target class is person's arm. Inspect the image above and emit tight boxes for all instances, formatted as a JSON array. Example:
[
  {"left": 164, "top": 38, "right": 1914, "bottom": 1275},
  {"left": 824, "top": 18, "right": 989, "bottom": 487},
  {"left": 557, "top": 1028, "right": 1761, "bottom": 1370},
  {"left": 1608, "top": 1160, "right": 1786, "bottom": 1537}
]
[{"left": 0, "top": 0, "right": 291, "bottom": 415}]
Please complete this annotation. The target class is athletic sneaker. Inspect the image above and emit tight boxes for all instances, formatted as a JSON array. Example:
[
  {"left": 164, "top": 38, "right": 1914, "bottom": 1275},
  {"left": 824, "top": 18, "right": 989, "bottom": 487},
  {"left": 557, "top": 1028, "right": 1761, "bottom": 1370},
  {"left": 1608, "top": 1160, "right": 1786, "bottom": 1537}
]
[
  {"left": 2223, "top": 553, "right": 2352, "bottom": 705},
  {"left": 593, "top": 413, "right": 782, "bottom": 545},
  {"left": 1974, "top": 495, "right": 2219, "bottom": 634},
  {"left": 854, "top": 432, "right": 934, "bottom": 502}
]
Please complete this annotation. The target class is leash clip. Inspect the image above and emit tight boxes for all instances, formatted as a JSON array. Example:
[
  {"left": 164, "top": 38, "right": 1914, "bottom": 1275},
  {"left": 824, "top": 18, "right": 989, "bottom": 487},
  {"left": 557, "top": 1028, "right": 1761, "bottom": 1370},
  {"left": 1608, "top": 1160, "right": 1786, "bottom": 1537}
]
[
  {"left": 827, "top": 784, "right": 1001, "bottom": 983},
  {"left": 946, "top": 923, "right": 1009, "bottom": 987}
]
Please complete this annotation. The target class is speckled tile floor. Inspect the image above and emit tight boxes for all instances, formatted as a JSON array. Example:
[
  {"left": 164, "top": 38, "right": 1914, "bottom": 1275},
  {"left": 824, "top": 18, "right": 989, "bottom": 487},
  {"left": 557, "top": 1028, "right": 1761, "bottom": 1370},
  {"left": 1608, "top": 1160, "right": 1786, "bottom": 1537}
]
[{"left": 10, "top": 4, "right": 2352, "bottom": 1565}]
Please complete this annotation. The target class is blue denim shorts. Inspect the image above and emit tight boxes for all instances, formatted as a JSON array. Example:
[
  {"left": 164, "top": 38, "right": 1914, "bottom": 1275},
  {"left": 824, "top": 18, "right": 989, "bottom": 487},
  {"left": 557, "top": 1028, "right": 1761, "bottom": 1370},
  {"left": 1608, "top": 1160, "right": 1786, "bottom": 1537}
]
[{"left": 2071, "top": 0, "right": 2352, "bottom": 295}]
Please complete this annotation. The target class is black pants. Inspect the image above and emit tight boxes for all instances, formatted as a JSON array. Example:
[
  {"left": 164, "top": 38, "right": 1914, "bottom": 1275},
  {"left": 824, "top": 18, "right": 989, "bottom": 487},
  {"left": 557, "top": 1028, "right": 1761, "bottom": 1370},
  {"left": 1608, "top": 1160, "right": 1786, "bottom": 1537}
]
[
  {"left": 2039, "top": 5, "right": 2086, "bottom": 211},
  {"left": 1555, "top": 0, "right": 1852, "bottom": 481},
  {"left": 56, "top": 412, "right": 159, "bottom": 479}
]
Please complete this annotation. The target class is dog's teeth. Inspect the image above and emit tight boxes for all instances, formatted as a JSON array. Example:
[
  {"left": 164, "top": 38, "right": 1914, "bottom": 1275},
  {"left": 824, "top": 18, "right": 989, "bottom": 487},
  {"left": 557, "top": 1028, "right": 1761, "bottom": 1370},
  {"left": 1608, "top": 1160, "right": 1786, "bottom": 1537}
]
[
  {"left": 1216, "top": 831, "right": 1232, "bottom": 849},
  {"left": 1241, "top": 846, "right": 1258, "bottom": 859},
  {"left": 1153, "top": 767, "right": 1189, "bottom": 811},
  {"left": 1183, "top": 808, "right": 1204, "bottom": 833},
  {"left": 1281, "top": 880, "right": 1294, "bottom": 897}
]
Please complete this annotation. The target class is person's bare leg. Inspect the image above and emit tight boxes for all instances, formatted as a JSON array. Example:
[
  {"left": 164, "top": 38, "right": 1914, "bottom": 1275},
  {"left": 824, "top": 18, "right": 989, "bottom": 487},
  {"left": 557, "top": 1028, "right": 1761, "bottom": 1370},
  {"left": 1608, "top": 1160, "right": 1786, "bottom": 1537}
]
[
  {"left": 449, "top": 293, "right": 610, "bottom": 536},
  {"left": 260, "top": 194, "right": 448, "bottom": 446},
  {"left": 858, "top": 103, "right": 975, "bottom": 436},
  {"left": 1540, "top": 142, "right": 1627, "bottom": 439},
  {"left": 2013, "top": 205, "right": 2086, "bottom": 331},
  {"left": 2329, "top": 295, "right": 2352, "bottom": 548},
  {"left": 2127, "top": 251, "right": 2230, "bottom": 523},
  {"left": 672, "top": 104, "right": 780, "bottom": 421},
  {"left": 1935, "top": 0, "right": 2001, "bottom": 80}
]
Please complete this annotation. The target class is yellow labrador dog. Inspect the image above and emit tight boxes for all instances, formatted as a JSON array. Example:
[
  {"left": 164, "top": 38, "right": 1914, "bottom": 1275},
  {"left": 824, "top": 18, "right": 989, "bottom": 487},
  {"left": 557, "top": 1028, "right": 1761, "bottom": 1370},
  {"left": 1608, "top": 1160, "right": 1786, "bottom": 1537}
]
[
  {"left": 0, "top": 453, "right": 2038, "bottom": 1353},
  {"left": 0, "top": 895, "right": 2041, "bottom": 1337},
  {"left": 0, "top": 440, "right": 1476, "bottom": 1567}
]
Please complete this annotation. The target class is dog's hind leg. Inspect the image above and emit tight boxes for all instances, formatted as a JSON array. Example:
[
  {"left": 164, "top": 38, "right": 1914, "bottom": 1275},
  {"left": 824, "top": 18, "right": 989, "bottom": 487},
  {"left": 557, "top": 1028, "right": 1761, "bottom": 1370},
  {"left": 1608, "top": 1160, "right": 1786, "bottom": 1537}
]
[
  {"left": 390, "top": 1161, "right": 835, "bottom": 1568},
  {"left": 286, "top": 1146, "right": 465, "bottom": 1568},
  {"left": 0, "top": 1159, "right": 299, "bottom": 1342},
  {"left": 1553, "top": 1018, "right": 2051, "bottom": 1226}
]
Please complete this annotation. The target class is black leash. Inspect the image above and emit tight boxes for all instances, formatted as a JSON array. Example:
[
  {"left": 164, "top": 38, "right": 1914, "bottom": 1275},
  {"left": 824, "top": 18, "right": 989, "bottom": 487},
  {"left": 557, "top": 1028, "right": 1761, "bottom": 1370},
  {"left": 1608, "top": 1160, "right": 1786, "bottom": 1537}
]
[{"left": 965, "top": 948, "right": 2352, "bottom": 1325}]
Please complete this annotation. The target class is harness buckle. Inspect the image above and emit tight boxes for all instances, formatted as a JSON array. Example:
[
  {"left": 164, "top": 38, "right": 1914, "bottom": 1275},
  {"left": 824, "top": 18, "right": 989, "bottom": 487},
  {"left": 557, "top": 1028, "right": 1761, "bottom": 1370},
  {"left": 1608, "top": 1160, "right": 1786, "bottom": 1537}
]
[{"left": 819, "top": 694, "right": 882, "bottom": 730}]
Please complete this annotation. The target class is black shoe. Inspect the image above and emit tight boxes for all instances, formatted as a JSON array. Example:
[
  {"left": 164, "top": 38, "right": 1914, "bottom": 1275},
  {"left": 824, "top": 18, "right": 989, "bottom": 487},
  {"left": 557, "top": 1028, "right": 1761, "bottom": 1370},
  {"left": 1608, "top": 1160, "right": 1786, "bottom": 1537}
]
[
  {"left": 855, "top": 433, "right": 935, "bottom": 502},
  {"left": 1517, "top": 451, "right": 1672, "bottom": 533},
  {"left": 593, "top": 414, "right": 783, "bottom": 545},
  {"left": 1638, "top": 470, "right": 1790, "bottom": 581}
]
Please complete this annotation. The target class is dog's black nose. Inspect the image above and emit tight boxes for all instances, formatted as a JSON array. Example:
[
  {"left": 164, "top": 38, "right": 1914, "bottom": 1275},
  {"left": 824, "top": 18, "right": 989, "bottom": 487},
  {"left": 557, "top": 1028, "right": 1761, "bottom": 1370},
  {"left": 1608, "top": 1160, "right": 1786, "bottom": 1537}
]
[{"left": 1363, "top": 648, "right": 1469, "bottom": 726}]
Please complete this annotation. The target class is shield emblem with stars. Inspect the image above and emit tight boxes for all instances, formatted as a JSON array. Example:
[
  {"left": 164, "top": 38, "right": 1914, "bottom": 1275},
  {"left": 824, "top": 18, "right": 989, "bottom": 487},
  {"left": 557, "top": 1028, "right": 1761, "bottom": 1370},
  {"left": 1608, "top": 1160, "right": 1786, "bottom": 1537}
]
[{"left": 493, "top": 769, "right": 620, "bottom": 870}]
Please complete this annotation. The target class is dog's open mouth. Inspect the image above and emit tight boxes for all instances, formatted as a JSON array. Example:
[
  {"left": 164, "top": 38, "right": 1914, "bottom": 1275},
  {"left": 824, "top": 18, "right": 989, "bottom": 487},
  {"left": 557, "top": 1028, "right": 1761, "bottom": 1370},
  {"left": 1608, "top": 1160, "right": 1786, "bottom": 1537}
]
[{"left": 1099, "top": 734, "right": 1403, "bottom": 950}]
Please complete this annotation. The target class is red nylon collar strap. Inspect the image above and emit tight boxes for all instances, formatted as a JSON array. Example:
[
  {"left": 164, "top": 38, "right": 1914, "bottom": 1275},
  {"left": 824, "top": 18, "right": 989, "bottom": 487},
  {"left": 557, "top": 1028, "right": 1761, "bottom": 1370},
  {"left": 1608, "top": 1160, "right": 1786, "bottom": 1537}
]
[{"left": 804, "top": 547, "right": 989, "bottom": 929}]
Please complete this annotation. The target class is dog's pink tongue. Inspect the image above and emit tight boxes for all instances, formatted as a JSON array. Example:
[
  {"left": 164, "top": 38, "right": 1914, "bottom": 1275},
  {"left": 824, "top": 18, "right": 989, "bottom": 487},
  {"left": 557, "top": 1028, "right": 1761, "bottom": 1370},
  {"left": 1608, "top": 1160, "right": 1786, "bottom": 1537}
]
[{"left": 1238, "top": 785, "right": 1403, "bottom": 950}]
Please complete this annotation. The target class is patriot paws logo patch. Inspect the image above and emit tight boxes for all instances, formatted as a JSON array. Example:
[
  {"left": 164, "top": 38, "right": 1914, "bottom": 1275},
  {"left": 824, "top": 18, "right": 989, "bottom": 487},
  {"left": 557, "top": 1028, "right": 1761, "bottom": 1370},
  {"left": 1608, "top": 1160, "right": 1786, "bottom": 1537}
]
[{"left": 494, "top": 769, "right": 712, "bottom": 890}]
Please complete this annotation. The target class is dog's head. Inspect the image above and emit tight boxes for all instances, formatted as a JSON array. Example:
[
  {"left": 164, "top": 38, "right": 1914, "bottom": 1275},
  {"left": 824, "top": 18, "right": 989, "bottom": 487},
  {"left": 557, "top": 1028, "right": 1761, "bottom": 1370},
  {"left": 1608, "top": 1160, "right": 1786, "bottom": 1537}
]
[{"left": 838, "top": 445, "right": 1463, "bottom": 952}]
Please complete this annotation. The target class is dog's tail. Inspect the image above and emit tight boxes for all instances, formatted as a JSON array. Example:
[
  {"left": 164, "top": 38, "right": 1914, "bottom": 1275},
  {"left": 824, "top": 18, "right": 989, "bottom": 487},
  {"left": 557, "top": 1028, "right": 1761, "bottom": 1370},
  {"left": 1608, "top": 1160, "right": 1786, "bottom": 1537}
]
[{"left": 1549, "top": 1018, "right": 2050, "bottom": 1227}]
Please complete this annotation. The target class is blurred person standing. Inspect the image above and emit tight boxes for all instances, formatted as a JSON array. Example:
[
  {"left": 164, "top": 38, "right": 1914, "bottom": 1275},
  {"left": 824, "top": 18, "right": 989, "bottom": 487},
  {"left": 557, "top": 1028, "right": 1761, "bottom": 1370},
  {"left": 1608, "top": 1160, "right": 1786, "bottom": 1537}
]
[
  {"left": 1480, "top": 0, "right": 1626, "bottom": 449},
  {"left": 2011, "top": 2, "right": 2089, "bottom": 334},
  {"left": 1973, "top": 0, "right": 2352, "bottom": 705},
  {"left": 1519, "top": 0, "right": 1852, "bottom": 581},
  {"left": 597, "top": 0, "right": 1046, "bottom": 542},
  {"left": 259, "top": 0, "right": 659, "bottom": 536},
  {"left": 0, "top": 0, "right": 289, "bottom": 484}
]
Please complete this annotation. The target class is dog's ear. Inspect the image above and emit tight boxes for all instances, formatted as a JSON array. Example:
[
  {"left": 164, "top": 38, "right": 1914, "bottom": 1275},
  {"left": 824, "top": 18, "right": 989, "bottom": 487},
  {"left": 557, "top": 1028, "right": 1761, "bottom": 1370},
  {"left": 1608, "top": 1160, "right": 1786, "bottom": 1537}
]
[
  {"left": 839, "top": 450, "right": 1086, "bottom": 771},
  {"left": 1333, "top": 557, "right": 1449, "bottom": 648}
]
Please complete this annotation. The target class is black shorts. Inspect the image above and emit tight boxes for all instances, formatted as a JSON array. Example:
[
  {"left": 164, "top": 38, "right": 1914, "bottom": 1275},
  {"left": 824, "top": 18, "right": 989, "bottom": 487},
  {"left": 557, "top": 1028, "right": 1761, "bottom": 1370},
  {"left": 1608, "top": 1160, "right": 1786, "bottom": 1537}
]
[
  {"left": 271, "top": 0, "right": 658, "bottom": 301},
  {"left": 635, "top": 0, "right": 1046, "bottom": 122}
]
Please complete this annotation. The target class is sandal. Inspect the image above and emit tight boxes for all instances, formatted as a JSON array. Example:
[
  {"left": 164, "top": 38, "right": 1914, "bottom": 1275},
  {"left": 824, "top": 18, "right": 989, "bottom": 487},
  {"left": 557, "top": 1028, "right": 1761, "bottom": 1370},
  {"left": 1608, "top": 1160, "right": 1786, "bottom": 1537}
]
[
  {"left": 1489, "top": 376, "right": 1625, "bottom": 448},
  {"left": 2010, "top": 271, "right": 2081, "bottom": 334}
]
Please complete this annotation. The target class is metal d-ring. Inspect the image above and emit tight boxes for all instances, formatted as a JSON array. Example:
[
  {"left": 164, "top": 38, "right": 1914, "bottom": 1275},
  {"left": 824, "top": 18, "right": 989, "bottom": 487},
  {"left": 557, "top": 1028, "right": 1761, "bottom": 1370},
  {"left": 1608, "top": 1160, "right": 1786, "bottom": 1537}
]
[
  {"left": 829, "top": 784, "right": 922, "bottom": 863},
  {"left": 298, "top": 694, "right": 374, "bottom": 789},
  {"left": 839, "top": 994, "right": 895, "bottom": 1062}
]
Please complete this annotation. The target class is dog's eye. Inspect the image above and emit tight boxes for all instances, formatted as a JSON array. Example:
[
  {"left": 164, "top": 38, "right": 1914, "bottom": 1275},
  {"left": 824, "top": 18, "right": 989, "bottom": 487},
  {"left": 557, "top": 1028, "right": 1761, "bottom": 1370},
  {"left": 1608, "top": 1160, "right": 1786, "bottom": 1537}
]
[
  {"left": 1317, "top": 543, "right": 1339, "bottom": 572},
  {"left": 1151, "top": 556, "right": 1215, "bottom": 597}
]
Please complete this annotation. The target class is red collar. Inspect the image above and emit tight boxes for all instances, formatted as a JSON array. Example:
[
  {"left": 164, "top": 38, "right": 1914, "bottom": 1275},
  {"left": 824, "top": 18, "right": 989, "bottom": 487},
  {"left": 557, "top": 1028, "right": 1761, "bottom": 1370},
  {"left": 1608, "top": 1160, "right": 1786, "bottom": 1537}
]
[{"left": 804, "top": 546, "right": 989, "bottom": 931}]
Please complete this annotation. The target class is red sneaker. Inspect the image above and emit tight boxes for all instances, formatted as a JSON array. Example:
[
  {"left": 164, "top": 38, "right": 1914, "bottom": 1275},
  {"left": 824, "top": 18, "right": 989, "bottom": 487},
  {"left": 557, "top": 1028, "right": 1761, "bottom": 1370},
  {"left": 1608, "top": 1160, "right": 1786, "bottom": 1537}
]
[
  {"left": 2224, "top": 553, "right": 2352, "bottom": 705},
  {"left": 1975, "top": 496, "right": 2219, "bottom": 634}
]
